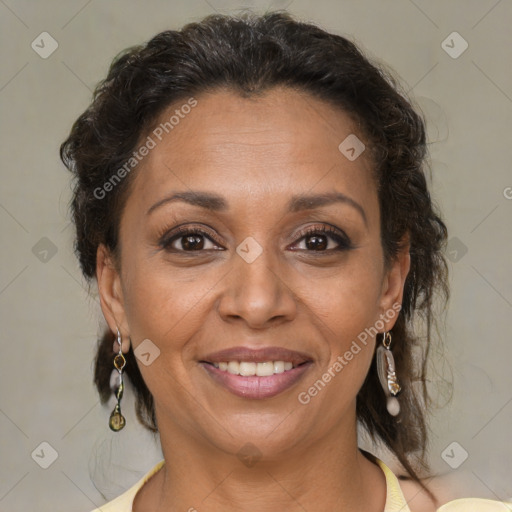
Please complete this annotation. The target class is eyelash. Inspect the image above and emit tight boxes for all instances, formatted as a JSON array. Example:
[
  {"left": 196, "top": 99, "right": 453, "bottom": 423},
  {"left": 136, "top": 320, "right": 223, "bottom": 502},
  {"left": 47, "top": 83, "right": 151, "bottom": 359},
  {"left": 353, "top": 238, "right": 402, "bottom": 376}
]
[
  {"left": 158, "top": 224, "right": 353, "bottom": 254},
  {"left": 294, "top": 225, "right": 353, "bottom": 252}
]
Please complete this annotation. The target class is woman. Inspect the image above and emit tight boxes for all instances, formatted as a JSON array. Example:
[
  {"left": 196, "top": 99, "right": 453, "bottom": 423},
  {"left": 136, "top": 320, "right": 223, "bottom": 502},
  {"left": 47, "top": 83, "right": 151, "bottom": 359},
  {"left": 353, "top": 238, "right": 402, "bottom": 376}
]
[{"left": 60, "top": 11, "right": 510, "bottom": 512}]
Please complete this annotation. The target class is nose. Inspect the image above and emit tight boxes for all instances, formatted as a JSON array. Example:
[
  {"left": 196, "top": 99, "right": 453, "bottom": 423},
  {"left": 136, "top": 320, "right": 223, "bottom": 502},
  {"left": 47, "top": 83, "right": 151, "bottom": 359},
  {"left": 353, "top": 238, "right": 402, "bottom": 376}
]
[{"left": 217, "top": 247, "right": 297, "bottom": 330}]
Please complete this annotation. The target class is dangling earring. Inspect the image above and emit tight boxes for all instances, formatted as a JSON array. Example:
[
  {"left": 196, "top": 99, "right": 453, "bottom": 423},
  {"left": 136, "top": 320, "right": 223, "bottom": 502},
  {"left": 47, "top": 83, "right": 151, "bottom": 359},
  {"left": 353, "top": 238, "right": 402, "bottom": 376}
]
[
  {"left": 376, "top": 331, "right": 402, "bottom": 416},
  {"left": 109, "top": 328, "right": 126, "bottom": 431}
]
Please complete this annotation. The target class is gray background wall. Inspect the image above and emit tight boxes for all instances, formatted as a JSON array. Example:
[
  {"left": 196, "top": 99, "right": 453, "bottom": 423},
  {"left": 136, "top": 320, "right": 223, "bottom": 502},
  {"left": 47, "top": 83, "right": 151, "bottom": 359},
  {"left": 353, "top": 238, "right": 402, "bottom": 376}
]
[{"left": 0, "top": 0, "right": 511, "bottom": 510}]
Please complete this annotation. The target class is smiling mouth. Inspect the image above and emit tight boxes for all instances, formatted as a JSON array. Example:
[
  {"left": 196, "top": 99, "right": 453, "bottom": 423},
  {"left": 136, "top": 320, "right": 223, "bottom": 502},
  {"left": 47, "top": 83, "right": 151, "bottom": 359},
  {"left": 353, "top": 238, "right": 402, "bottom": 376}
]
[
  {"left": 199, "top": 344, "right": 314, "bottom": 399},
  {"left": 199, "top": 359, "right": 313, "bottom": 400},
  {"left": 202, "top": 360, "right": 308, "bottom": 377}
]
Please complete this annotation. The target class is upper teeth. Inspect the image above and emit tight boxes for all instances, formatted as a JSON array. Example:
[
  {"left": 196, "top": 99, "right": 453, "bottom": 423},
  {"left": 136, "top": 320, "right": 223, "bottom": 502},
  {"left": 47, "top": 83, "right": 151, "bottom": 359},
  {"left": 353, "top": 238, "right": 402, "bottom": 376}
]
[{"left": 213, "top": 361, "right": 295, "bottom": 376}]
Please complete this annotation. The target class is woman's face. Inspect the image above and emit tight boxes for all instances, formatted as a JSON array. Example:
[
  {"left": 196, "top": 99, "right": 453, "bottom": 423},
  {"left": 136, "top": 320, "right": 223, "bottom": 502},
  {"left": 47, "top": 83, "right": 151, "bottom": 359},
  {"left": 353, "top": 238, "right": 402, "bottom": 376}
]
[{"left": 98, "top": 87, "right": 409, "bottom": 457}]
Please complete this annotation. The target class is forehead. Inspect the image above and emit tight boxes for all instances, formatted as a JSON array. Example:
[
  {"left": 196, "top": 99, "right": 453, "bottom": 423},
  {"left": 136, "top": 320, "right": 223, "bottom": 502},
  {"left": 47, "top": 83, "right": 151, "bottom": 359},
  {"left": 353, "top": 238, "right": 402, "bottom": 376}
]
[{"left": 129, "top": 87, "right": 376, "bottom": 214}]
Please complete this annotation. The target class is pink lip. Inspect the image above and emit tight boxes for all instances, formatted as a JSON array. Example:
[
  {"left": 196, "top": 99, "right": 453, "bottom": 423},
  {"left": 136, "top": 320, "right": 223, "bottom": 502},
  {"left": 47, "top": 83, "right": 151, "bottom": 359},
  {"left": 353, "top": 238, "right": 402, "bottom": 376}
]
[
  {"left": 202, "top": 346, "right": 312, "bottom": 366},
  {"left": 200, "top": 361, "right": 313, "bottom": 399}
]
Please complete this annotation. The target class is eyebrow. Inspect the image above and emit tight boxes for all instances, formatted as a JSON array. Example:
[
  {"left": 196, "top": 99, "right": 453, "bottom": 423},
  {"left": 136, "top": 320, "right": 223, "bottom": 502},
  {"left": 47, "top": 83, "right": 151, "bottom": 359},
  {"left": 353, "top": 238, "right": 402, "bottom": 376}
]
[{"left": 147, "top": 190, "right": 367, "bottom": 226}]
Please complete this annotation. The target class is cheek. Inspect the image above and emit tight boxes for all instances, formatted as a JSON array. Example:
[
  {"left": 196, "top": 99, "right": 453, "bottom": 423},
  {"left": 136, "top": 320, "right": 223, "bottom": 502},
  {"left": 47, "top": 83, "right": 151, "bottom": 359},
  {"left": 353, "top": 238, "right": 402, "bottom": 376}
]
[
  {"left": 297, "top": 284, "right": 379, "bottom": 418},
  {"left": 305, "top": 250, "right": 384, "bottom": 338},
  {"left": 121, "top": 259, "right": 220, "bottom": 343},
  {"left": 298, "top": 248, "right": 383, "bottom": 393},
  {"left": 119, "top": 262, "right": 219, "bottom": 402}
]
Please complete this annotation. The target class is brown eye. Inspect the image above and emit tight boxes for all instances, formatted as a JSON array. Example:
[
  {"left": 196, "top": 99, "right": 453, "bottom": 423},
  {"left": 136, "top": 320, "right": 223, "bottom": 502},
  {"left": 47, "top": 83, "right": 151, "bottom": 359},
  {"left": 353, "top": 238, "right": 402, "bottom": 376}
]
[
  {"left": 292, "top": 226, "right": 352, "bottom": 252},
  {"left": 160, "top": 227, "right": 223, "bottom": 252},
  {"left": 176, "top": 233, "right": 208, "bottom": 251},
  {"left": 304, "top": 234, "right": 329, "bottom": 251}
]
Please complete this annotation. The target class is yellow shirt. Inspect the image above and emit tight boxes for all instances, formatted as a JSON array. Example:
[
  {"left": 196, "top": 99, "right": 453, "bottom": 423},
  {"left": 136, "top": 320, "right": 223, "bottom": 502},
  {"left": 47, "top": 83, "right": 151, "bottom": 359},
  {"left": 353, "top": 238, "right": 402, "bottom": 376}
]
[{"left": 90, "top": 456, "right": 512, "bottom": 511}]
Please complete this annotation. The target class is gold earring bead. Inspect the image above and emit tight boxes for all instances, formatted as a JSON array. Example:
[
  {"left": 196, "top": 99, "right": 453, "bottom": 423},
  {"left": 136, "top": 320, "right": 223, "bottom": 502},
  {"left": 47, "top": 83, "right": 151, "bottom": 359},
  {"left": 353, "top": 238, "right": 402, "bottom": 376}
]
[{"left": 109, "top": 328, "right": 126, "bottom": 431}]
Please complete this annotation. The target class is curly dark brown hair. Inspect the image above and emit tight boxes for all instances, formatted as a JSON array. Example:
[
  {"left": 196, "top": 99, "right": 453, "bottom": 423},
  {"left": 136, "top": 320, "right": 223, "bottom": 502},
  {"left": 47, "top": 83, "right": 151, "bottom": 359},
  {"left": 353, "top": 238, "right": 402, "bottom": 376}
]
[{"left": 60, "top": 11, "right": 449, "bottom": 502}]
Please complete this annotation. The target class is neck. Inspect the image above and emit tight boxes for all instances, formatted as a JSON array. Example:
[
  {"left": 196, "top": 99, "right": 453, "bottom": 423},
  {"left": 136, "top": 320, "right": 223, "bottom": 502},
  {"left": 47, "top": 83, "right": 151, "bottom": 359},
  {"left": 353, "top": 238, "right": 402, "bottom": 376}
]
[{"left": 134, "top": 409, "right": 387, "bottom": 512}]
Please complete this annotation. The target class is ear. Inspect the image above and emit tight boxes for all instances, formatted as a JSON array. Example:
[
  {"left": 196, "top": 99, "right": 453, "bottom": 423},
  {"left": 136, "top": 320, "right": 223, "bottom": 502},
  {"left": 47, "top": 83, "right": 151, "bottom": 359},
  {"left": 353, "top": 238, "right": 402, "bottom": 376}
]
[
  {"left": 378, "top": 234, "right": 411, "bottom": 331},
  {"left": 96, "top": 243, "right": 130, "bottom": 352}
]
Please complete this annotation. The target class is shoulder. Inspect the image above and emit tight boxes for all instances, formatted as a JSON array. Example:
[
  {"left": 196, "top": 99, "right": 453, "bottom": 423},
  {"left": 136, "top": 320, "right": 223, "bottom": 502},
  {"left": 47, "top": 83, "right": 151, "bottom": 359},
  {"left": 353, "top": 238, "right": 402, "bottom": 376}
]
[
  {"left": 398, "top": 476, "right": 512, "bottom": 512},
  {"left": 89, "top": 491, "right": 134, "bottom": 512},
  {"left": 89, "top": 460, "right": 165, "bottom": 512},
  {"left": 436, "top": 498, "right": 512, "bottom": 511}
]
